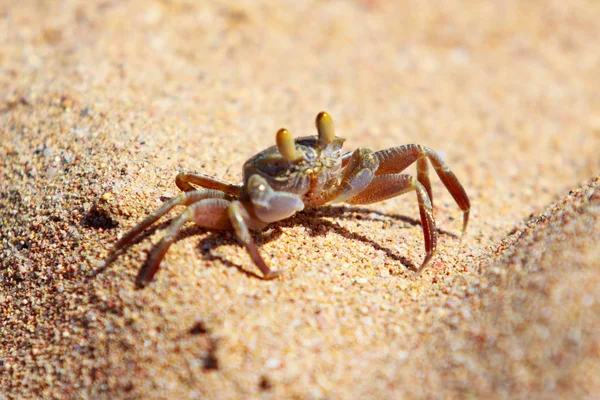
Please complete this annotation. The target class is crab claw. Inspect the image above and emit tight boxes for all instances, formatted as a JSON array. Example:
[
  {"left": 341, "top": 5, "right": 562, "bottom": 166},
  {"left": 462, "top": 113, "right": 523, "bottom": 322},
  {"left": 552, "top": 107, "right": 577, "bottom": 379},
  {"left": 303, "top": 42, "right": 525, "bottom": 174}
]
[{"left": 316, "top": 111, "right": 335, "bottom": 147}]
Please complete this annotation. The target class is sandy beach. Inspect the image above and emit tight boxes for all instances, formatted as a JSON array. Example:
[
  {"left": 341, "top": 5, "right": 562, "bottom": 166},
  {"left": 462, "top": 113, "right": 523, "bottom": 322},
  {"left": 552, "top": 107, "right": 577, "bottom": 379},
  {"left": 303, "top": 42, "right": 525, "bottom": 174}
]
[{"left": 1, "top": 1, "right": 599, "bottom": 398}]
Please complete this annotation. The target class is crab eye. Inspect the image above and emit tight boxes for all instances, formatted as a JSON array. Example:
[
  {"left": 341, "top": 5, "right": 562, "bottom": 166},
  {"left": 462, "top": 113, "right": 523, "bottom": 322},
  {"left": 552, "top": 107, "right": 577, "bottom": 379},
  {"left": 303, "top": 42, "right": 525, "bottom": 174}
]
[
  {"left": 316, "top": 111, "right": 335, "bottom": 147},
  {"left": 276, "top": 128, "right": 302, "bottom": 162}
]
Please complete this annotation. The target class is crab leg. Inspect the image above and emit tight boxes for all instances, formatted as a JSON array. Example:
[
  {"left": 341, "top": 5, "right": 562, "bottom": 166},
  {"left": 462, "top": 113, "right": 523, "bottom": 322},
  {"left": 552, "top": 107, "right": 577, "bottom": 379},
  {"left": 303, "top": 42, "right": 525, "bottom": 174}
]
[
  {"left": 348, "top": 174, "right": 437, "bottom": 272},
  {"left": 417, "top": 158, "right": 432, "bottom": 206},
  {"left": 176, "top": 171, "right": 243, "bottom": 197},
  {"left": 325, "top": 148, "right": 379, "bottom": 204},
  {"left": 111, "top": 189, "right": 231, "bottom": 255},
  {"left": 372, "top": 145, "right": 470, "bottom": 235},
  {"left": 228, "top": 201, "right": 284, "bottom": 279},
  {"left": 137, "top": 198, "right": 233, "bottom": 287}
]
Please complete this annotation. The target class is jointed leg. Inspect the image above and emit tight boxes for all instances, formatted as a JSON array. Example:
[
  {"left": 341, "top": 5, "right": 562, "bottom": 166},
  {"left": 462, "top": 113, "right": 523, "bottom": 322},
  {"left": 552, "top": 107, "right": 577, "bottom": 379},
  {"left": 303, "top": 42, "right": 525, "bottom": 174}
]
[
  {"left": 325, "top": 148, "right": 379, "bottom": 204},
  {"left": 137, "top": 208, "right": 193, "bottom": 287},
  {"left": 228, "top": 201, "right": 283, "bottom": 279},
  {"left": 417, "top": 158, "right": 432, "bottom": 206},
  {"left": 373, "top": 144, "right": 470, "bottom": 234},
  {"left": 176, "top": 171, "right": 243, "bottom": 197},
  {"left": 348, "top": 174, "right": 437, "bottom": 272},
  {"left": 137, "top": 197, "right": 233, "bottom": 287},
  {"left": 112, "top": 189, "right": 231, "bottom": 255}
]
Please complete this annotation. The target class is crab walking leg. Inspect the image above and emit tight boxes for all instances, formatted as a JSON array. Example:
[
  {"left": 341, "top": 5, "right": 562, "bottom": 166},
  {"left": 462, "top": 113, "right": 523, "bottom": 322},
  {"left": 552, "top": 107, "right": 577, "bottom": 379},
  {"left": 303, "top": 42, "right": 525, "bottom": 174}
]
[
  {"left": 137, "top": 198, "right": 233, "bottom": 287},
  {"left": 373, "top": 145, "right": 470, "bottom": 234},
  {"left": 347, "top": 174, "right": 437, "bottom": 272},
  {"left": 228, "top": 201, "right": 283, "bottom": 279},
  {"left": 176, "top": 171, "right": 243, "bottom": 197},
  {"left": 417, "top": 158, "right": 433, "bottom": 207},
  {"left": 325, "top": 147, "right": 379, "bottom": 204},
  {"left": 111, "top": 189, "right": 231, "bottom": 255}
]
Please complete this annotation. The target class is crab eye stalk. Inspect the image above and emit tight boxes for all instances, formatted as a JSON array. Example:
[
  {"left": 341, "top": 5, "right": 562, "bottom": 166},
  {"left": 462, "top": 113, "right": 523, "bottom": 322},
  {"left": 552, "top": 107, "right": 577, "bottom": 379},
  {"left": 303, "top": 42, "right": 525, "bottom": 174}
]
[
  {"left": 316, "top": 111, "right": 335, "bottom": 147},
  {"left": 276, "top": 128, "right": 301, "bottom": 162}
]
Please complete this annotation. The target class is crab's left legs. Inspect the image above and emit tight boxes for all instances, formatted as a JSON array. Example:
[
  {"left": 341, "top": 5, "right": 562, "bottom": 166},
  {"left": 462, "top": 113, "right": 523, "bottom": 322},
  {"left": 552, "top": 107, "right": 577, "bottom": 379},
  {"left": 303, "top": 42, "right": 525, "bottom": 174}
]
[
  {"left": 371, "top": 145, "right": 470, "bottom": 235},
  {"left": 347, "top": 174, "right": 437, "bottom": 272},
  {"left": 137, "top": 197, "right": 233, "bottom": 287},
  {"left": 111, "top": 189, "right": 231, "bottom": 256},
  {"left": 228, "top": 201, "right": 284, "bottom": 279}
]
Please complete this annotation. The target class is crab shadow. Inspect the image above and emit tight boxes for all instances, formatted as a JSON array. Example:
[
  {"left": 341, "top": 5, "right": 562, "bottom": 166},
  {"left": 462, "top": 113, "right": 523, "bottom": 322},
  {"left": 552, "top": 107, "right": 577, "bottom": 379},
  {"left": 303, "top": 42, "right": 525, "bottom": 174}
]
[
  {"left": 96, "top": 205, "right": 459, "bottom": 285},
  {"left": 182, "top": 205, "right": 458, "bottom": 278}
]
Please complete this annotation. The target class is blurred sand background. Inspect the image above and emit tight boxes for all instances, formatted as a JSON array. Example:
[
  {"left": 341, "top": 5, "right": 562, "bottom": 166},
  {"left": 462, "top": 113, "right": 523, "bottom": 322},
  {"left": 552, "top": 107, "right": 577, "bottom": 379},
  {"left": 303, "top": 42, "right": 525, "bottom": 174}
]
[{"left": 1, "top": 0, "right": 599, "bottom": 398}]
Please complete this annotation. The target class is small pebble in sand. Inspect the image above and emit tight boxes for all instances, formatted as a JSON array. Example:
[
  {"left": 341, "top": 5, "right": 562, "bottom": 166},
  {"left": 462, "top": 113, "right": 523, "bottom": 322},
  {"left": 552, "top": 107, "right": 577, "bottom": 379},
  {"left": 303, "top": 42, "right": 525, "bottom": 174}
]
[
  {"left": 42, "top": 146, "right": 54, "bottom": 158},
  {"left": 45, "top": 166, "right": 59, "bottom": 178},
  {"left": 265, "top": 358, "right": 281, "bottom": 369}
]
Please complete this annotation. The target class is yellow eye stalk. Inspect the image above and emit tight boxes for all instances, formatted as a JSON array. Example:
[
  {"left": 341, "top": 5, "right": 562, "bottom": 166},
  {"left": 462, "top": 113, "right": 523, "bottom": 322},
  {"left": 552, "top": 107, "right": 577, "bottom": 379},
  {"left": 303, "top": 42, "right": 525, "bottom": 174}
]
[
  {"left": 316, "top": 111, "right": 335, "bottom": 147},
  {"left": 276, "top": 128, "right": 302, "bottom": 162}
]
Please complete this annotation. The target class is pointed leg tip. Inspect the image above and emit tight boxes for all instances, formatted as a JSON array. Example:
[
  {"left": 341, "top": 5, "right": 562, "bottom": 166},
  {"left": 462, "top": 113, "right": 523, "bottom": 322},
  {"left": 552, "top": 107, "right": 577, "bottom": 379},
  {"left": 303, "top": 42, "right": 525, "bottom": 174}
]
[
  {"left": 135, "top": 279, "right": 149, "bottom": 289},
  {"left": 264, "top": 268, "right": 286, "bottom": 280},
  {"left": 462, "top": 209, "right": 470, "bottom": 233},
  {"left": 100, "top": 248, "right": 121, "bottom": 270},
  {"left": 416, "top": 251, "right": 436, "bottom": 275},
  {"left": 459, "top": 230, "right": 467, "bottom": 245},
  {"left": 459, "top": 215, "right": 469, "bottom": 245},
  {"left": 136, "top": 262, "right": 159, "bottom": 289},
  {"left": 136, "top": 264, "right": 157, "bottom": 288}
]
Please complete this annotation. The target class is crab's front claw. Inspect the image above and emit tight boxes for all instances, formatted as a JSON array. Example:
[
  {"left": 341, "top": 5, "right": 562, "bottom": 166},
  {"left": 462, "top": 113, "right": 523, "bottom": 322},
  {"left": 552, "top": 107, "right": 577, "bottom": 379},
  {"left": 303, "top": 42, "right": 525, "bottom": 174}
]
[{"left": 248, "top": 175, "right": 305, "bottom": 223}]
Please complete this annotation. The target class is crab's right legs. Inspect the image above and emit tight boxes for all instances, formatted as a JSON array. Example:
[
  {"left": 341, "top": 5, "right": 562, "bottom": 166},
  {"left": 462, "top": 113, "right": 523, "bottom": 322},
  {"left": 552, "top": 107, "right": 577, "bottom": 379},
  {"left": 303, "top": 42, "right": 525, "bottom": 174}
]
[
  {"left": 373, "top": 145, "right": 470, "bottom": 235},
  {"left": 228, "top": 201, "right": 284, "bottom": 279},
  {"left": 176, "top": 172, "right": 243, "bottom": 197},
  {"left": 347, "top": 174, "right": 437, "bottom": 272}
]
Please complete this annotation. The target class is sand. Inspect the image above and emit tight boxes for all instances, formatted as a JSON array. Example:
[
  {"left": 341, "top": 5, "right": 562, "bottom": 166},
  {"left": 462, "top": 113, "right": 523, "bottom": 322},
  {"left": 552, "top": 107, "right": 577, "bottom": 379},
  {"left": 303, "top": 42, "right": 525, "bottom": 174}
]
[{"left": 1, "top": 0, "right": 599, "bottom": 398}]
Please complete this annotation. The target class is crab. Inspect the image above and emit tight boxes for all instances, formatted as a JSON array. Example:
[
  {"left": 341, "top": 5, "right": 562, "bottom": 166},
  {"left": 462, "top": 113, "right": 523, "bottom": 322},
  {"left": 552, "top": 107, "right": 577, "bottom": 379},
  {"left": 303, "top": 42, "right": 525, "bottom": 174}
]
[{"left": 110, "top": 112, "right": 470, "bottom": 287}]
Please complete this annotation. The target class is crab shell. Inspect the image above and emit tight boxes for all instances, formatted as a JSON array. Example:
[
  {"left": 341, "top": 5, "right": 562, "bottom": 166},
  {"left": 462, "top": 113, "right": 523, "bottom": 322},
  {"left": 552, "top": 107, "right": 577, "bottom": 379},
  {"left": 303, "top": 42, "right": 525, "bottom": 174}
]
[{"left": 242, "top": 136, "right": 346, "bottom": 207}]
